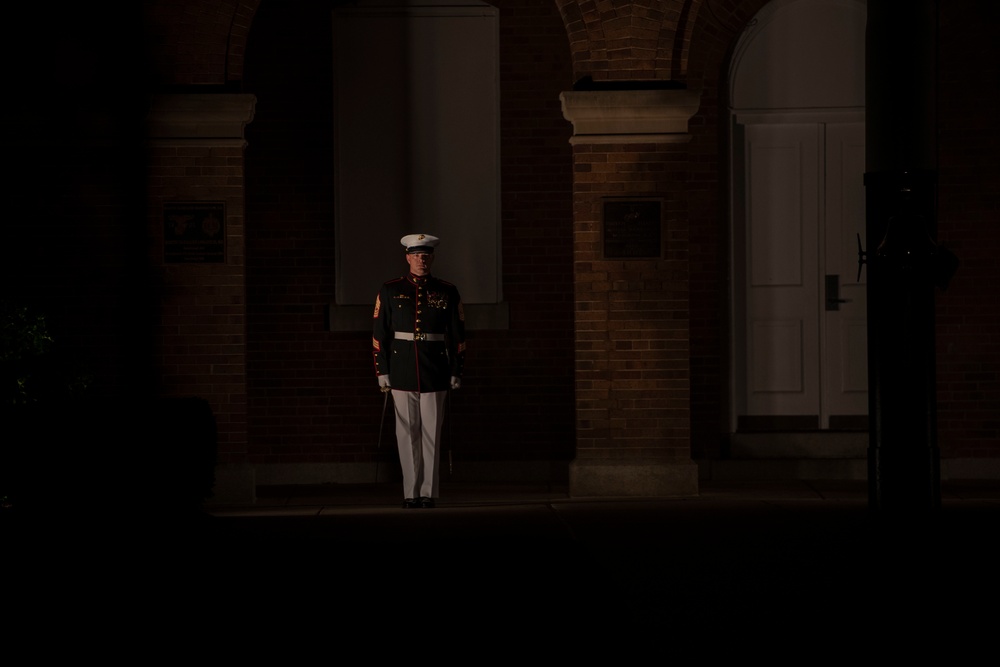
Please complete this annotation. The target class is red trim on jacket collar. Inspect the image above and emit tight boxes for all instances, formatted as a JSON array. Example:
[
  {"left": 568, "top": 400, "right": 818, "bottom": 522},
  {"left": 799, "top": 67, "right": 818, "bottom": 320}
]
[{"left": 407, "top": 273, "right": 431, "bottom": 285}]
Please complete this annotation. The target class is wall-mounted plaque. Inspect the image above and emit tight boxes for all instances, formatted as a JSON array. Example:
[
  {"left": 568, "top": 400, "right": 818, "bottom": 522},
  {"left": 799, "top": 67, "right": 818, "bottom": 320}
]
[
  {"left": 163, "top": 202, "right": 226, "bottom": 263},
  {"left": 603, "top": 198, "right": 663, "bottom": 259}
]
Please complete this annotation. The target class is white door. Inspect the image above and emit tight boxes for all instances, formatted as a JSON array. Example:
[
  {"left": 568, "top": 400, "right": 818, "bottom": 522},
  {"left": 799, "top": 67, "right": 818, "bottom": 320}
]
[
  {"left": 742, "top": 121, "right": 867, "bottom": 429},
  {"left": 821, "top": 122, "right": 867, "bottom": 425}
]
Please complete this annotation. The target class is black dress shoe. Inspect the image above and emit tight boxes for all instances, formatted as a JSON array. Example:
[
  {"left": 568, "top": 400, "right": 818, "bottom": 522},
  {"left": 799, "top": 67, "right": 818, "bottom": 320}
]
[
  {"left": 403, "top": 498, "right": 418, "bottom": 509},
  {"left": 418, "top": 497, "right": 435, "bottom": 508}
]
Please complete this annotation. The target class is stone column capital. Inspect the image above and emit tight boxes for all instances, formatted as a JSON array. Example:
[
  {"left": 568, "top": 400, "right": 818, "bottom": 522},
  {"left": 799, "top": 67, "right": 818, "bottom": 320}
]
[
  {"left": 559, "top": 89, "right": 701, "bottom": 145},
  {"left": 147, "top": 93, "right": 257, "bottom": 141}
]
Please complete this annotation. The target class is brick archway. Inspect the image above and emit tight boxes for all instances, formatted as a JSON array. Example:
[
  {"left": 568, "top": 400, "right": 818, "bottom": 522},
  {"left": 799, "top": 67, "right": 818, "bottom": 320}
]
[
  {"left": 554, "top": 0, "right": 708, "bottom": 82},
  {"left": 144, "top": 0, "right": 261, "bottom": 85}
]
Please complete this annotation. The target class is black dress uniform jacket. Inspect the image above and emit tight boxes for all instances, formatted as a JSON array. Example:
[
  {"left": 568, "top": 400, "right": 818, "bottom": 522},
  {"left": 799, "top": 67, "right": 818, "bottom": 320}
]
[{"left": 373, "top": 273, "right": 466, "bottom": 392}]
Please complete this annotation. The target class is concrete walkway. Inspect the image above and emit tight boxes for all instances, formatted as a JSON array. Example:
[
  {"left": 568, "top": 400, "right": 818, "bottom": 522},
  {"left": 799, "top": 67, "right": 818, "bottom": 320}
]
[
  {"left": 204, "top": 480, "right": 999, "bottom": 631},
  {"left": 6, "top": 479, "right": 998, "bottom": 652}
]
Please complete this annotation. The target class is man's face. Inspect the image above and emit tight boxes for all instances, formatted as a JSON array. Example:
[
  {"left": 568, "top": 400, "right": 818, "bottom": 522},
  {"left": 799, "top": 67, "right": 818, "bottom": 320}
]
[{"left": 406, "top": 251, "right": 434, "bottom": 276}]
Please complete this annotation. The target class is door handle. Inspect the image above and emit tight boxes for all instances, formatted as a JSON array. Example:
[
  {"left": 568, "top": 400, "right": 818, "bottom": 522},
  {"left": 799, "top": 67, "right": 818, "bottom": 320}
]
[{"left": 825, "top": 274, "right": 850, "bottom": 311}]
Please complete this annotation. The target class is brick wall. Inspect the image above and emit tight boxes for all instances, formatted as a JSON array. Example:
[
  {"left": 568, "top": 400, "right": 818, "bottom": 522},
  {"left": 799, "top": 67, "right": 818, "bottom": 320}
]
[
  {"left": 686, "top": 82, "right": 726, "bottom": 459},
  {"left": 681, "top": 1, "right": 769, "bottom": 458},
  {"left": 143, "top": 0, "right": 259, "bottom": 86},
  {"left": 187, "top": 0, "right": 1000, "bottom": 477},
  {"left": 555, "top": 0, "right": 700, "bottom": 80},
  {"left": 571, "top": 142, "right": 691, "bottom": 463},
  {"left": 935, "top": 0, "right": 1000, "bottom": 458},
  {"left": 146, "top": 142, "right": 249, "bottom": 464},
  {"left": 242, "top": 0, "right": 576, "bottom": 473},
  {"left": 11, "top": 0, "right": 996, "bottom": 494}
]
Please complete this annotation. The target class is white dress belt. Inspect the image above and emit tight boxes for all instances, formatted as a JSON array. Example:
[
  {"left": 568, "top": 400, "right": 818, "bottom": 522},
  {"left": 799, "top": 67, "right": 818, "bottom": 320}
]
[{"left": 394, "top": 332, "right": 445, "bottom": 342}]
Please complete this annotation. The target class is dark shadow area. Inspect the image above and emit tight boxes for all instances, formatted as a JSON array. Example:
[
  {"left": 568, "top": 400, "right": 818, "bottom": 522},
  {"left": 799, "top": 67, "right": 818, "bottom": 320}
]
[{"left": 10, "top": 480, "right": 996, "bottom": 645}]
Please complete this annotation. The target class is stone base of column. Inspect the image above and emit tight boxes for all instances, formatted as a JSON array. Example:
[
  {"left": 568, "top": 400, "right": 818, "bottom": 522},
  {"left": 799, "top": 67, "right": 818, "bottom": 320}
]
[
  {"left": 569, "top": 459, "right": 699, "bottom": 498},
  {"left": 206, "top": 463, "right": 257, "bottom": 505}
]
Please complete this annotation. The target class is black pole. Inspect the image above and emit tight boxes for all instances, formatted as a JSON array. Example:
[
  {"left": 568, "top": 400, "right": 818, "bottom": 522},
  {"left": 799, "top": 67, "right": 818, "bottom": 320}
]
[
  {"left": 864, "top": 1, "right": 954, "bottom": 513},
  {"left": 864, "top": 171, "right": 941, "bottom": 512}
]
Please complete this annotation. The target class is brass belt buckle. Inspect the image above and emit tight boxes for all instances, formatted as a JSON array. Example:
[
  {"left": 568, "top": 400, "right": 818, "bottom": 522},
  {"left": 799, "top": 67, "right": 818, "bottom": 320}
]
[{"left": 413, "top": 333, "right": 425, "bottom": 341}]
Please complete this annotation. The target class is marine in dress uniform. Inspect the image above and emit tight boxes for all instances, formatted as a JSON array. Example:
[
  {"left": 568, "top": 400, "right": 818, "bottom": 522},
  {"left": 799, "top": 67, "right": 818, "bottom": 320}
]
[{"left": 372, "top": 234, "right": 466, "bottom": 508}]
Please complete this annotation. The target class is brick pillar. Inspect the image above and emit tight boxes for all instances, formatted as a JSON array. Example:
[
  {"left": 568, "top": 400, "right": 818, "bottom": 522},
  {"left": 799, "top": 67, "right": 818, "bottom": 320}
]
[
  {"left": 561, "top": 90, "right": 700, "bottom": 497},
  {"left": 146, "top": 94, "right": 257, "bottom": 503}
]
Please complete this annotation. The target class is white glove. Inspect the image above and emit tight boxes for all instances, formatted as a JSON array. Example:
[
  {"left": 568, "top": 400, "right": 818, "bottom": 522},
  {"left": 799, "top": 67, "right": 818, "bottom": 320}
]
[
  {"left": 378, "top": 375, "right": 391, "bottom": 390},
  {"left": 450, "top": 376, "right": 462, "bottom": 390}
]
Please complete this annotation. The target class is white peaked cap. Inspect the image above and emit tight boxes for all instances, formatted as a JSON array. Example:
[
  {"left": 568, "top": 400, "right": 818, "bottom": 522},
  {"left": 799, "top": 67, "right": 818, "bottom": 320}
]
[{"left": 400, "top": 234, "right": 440, "bottom": 253}]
